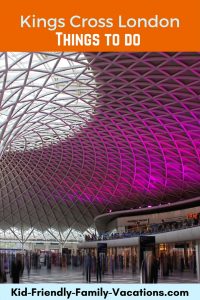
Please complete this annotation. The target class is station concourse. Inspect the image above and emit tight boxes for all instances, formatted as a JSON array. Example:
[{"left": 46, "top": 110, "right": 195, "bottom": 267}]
[{"left": 0, "top": 52, "right": 200, "bottom": 283}]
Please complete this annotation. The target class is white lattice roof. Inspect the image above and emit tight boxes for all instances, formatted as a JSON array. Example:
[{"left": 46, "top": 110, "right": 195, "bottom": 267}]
[{"left": 0, "top": 52, "right": 200, "bottom": 235}]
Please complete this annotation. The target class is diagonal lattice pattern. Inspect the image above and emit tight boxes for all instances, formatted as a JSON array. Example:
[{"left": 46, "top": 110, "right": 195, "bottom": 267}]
[
  {"left": 0, "top": 52, "right": 200, "bottom": 234},
  {"left": 0, "top": 52, "right": 96, "bottom": 155}
]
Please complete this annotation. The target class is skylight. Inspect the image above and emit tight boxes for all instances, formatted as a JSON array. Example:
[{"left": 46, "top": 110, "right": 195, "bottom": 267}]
[{"left": 0, "top": 52, "right": 96, "bottom": 157}]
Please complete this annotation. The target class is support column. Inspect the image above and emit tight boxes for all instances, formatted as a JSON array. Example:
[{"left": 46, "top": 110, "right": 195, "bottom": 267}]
[
  {"left": 195, "top": 241, "right": 200, "bottom": 282},
  {"left": 45, "top": 243, "right": 50, "bottom": 251},
  {"left": 21, "top": 241, "right": 25, "bottom": 251},
  {"left": 59, "top": 242, "right": 63, "bottom": 254}
]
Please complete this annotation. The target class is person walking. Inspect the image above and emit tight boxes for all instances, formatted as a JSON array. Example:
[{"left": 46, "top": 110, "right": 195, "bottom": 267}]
[
  {"left": 150, "top": 254, "right": 159, "bottom": 283},
  {"left": 11, "top": 257, "right": 22, "bottom": 283},
  {"left": 85, "top": 251, "right": 92, "bottom": 283}
]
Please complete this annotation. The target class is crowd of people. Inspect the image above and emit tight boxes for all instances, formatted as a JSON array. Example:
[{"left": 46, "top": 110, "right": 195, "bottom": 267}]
[
  {"left": 0, "top": 253, "right": 23, "bottom": 283},
  {"left": 141, "top": 250, "right": 197, "bottom": 283},
  {"left": 0, "top": 250, "right": 86, "bottom": 283},
  {"left": 82, "top": 250, "right": 138, "bottom": 283},
  {"left": 0, "top": 248, "right": 197, "bottom": 284},
  {"left": 83, "top": 249, "right": 197, "bottom": 283},
  {"left": 85, "top": 214, "right": 200, "bottom": 241}
]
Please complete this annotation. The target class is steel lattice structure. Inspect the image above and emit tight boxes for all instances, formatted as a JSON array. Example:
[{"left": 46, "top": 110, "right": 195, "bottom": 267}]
[{"left": 0, "top": 52, "right": 200, "bottom": 237}]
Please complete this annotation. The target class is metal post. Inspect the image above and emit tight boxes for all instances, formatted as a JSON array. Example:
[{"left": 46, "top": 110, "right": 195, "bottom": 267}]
[{"left": 195, "top": 241, "right": 200, "bottom": 282}]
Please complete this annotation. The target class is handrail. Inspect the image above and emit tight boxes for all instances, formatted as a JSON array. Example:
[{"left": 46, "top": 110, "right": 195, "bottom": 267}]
[{"left": 85, "top": 220, "right": 200, "bottom": 242}]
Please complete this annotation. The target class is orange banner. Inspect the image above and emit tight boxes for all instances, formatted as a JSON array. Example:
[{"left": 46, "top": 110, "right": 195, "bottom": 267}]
[{"left": 0, "top": 0, "right": 200, "bottom": 51}]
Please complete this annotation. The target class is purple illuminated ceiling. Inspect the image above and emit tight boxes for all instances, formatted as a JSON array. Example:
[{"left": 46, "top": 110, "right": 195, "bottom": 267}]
[{"left": 0, "top": 52, "right": 200, "bottom": 232}]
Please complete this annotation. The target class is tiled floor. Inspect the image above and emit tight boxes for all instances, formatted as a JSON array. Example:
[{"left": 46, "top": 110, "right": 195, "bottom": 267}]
[{"left": 5, "top": 266, "right": 199, "bottom": 284}]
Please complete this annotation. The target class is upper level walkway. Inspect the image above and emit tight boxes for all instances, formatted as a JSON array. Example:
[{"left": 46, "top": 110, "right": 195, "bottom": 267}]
[{"left": 79, "top": 225, "right": 200, "bottom": 248}]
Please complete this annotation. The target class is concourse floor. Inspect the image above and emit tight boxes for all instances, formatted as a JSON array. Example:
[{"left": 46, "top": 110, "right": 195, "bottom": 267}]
[{"left": 6, "top": 266, "right": 199, "bottom": 284}]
